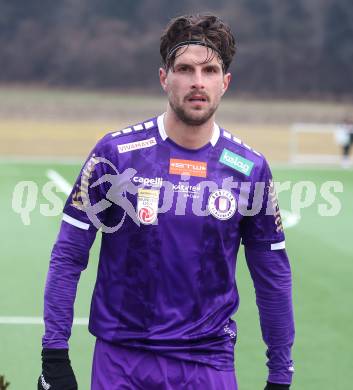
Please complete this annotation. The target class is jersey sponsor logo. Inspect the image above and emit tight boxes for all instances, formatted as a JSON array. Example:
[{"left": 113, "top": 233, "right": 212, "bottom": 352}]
[
  {"left": 71, "top": 154, "right": 99, "bottom": 210},
  {"left": 208, "top": 189, "right": 236, "bottom": 220},
  {"left": 169, "top": 159, "right": 207, "bottom": 178},
  {"left": 268, "top": 179, "right": 284, "bottom": 232},
  {"left": 133, "top": 176, "right": 163, "bottom": 187},
  {"left": 117, "top": 137, "right": 157, "bottom": 153},
  {"left": 219, "top": 149, "right": 254, "bottom": 176},
  {"left": 137, "top": 188, "right": 159, "bottom": 224},
  {"left": 173, "top": 182, "right": 201, "bottom": 199}
]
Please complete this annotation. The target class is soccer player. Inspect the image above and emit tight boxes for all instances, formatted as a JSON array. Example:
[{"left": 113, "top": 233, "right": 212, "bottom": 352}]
[
  {"left": 335, "top": 117, "right": 353, "bottom": 168},
  {"left": 38, "top": 14, "right": 295, "bottom": 390}
]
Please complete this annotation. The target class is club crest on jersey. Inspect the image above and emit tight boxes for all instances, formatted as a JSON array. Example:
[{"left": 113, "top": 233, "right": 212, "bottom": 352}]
[
  {"left": 219, "top": 149, "right": 254, "bottom": 176},
  {"left": 208, "top": 189, "right": 236, "bottom": 220},
  {"left": 169, "top": 158, "right": 207, "bottom": 178},
  {"left": 137, "top": 188, "right": 159, "bottom": 224}
]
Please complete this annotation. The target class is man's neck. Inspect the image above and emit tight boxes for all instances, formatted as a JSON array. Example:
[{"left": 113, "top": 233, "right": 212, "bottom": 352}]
[{"left": 163, "top": 107, "right": 215, "bottom": 150}]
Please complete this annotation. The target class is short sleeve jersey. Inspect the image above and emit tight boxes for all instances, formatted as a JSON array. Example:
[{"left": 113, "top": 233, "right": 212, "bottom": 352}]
[{"left": 62, "top": 113, "right": 285, "bottom": 370}]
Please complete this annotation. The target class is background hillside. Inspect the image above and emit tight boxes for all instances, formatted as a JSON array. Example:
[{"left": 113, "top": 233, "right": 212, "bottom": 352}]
[{"left": 1, "top": 0, "right": 353, "bottom": 97}]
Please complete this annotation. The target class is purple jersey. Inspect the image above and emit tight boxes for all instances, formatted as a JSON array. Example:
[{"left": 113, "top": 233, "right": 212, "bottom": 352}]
[{"left": 43, "top": 114, "right": 295, "bottom": 384}]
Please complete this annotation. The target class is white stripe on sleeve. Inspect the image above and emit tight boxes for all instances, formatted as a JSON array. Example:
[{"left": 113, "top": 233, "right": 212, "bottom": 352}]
[
  {"left": 271, "top": 241, "right": 286, "bottom": 250},
  {"left": 63, "top": 213, "right": 90, "bottom": 230}
]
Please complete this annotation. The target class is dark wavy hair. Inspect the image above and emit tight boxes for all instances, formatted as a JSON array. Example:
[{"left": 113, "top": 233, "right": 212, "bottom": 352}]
[{"left": 160, "top": 14, "right": 236, "bottom": 73}]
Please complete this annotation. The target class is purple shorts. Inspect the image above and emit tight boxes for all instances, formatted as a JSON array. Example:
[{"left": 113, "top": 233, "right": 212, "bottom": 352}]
[{"left": 91, "top": 339, "right": 237, "bottom": 390}]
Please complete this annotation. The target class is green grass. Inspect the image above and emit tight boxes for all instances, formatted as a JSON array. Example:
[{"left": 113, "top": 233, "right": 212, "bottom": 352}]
[
  {"left": 236, "top": 167, "right": 353, "bottom": 389},
  {"left": 0, "top": 162, "right": 352, "bottom": 389}
]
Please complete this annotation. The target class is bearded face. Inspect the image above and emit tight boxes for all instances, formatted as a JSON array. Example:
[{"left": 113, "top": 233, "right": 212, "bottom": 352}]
[{"left": 160, "top": 45, "right": 230, "bottom": 127}]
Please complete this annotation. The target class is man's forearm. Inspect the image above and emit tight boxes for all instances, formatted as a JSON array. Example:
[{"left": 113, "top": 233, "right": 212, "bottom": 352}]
[
  {"left": 245, "top": 247, "right": 295, "bottom": 385},
  {"left": 42, "top": 221, "right": 96, "bottom": 348},
  {"left": 259, "top": 289, "right": 294, "bottom": 384}
]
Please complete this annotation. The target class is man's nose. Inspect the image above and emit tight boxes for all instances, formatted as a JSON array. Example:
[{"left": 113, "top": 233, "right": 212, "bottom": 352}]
[{"left": 191, "top": 70, "right": 205, "bottom": 89}]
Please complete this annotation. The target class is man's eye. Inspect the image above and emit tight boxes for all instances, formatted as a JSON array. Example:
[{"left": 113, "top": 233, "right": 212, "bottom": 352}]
[
  {"left": 178, "top": 66, "right": 191, "bottom": 72},
  {"left": 205, "top": 67, "right": 217, "bottom": 73}
]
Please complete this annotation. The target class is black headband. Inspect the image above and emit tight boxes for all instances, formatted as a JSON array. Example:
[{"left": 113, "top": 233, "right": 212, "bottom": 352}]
[{"left": 166, "top": 40, "right": 222, "bottom": 65}]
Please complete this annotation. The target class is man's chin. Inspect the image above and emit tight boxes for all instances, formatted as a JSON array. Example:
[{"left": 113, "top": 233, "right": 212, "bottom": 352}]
[
  {"left": 177, "top": 110, "right": 213, "bottom": 126},
  {"left": 184, "top": 117, "right": 209, "bottom": 126}
]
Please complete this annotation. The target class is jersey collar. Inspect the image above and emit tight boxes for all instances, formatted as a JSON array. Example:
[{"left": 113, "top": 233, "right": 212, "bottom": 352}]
[{"left": 157, "top": 113, "right": 220, "bottom": 147}]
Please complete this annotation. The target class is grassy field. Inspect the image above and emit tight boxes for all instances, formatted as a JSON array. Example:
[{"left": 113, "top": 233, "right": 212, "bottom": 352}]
[{"left": 0, "top": 87, "right": 352, "bottom": 389}]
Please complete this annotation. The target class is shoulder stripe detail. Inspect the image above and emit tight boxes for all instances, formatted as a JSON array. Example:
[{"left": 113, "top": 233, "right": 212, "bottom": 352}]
[
  {"left": 223, "top": 130, "right": 232, "bottom": 139},
  {"left": 222, "top": 132, "right": 262, "bottom": 157},
  {"left": 233, "top": 136, "right": 242, "bottom": 144},
  {"left": 63, "top": 213, "right": 90, "bottom": 230},
  {"left": 111, "top": 119, "right": 157, "bottom": 138},
  {"left": 144, "top": 120, "right": 154, "bottom": 129},
  {"left": 271, "top": 241, "right": 286, "bottom": 250}
]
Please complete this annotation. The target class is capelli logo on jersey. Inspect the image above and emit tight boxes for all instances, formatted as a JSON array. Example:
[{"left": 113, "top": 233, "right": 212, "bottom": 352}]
[
  {"left": 169, "top": 159, "right": 207, "bottom": 178},
  {"left": 133, "top": 176, "right": 163, "bottom": 187}
]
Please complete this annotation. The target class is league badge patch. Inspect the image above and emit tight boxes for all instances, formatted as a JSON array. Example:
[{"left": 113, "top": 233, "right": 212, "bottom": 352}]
[
  {"left": 208, "top": 189, "right": 236, "bottom": 220},
  {"left": 137, "top": 188, "right": 159, "bottom": 224}
]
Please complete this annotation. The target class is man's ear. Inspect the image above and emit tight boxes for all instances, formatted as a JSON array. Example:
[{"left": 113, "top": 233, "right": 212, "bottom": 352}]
[
  {"left": 159, "top": 67, "right": 168, "bottom": 92},
  {"left": 221, "top": 72, "right": 232, "bottom": 96}
]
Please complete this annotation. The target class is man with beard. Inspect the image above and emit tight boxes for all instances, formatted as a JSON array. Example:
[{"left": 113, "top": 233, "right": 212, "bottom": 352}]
[{"left": 39, "top": 14, "right": 295, "bottom": 390}]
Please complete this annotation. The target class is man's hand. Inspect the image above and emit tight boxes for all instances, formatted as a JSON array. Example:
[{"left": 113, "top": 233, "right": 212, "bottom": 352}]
[
  {"left": 38, "top": 349, "right": 77, "bottom": 390},
  {"left": 264, "top": 382, "right": 290, "bottom": 390}
]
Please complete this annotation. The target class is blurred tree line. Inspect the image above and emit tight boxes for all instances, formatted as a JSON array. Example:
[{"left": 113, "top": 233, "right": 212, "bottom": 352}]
[{"left": 0, "top": 0, "right": 352, "bottom": 97}]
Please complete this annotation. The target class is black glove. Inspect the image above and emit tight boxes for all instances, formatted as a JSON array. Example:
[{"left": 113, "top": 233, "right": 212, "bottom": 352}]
[
  {"left": 264, "top": 382, "right": 290, "bottom": 390},
  {"left": 38, "top": 349, "right": 77, "bottom": 390}
]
